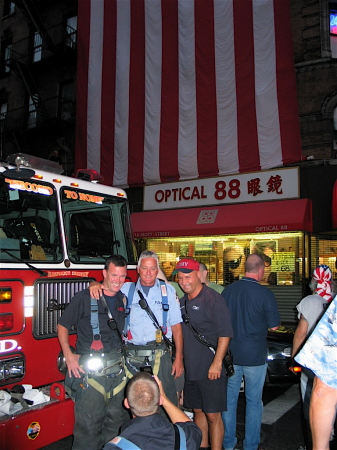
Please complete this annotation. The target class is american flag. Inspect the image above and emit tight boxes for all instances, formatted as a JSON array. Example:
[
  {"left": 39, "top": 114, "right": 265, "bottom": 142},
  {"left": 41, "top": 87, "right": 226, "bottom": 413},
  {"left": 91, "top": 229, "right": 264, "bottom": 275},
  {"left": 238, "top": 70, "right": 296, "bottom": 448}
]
[{"left": 75, "top": 0, "right": 302, "bottom": 188}]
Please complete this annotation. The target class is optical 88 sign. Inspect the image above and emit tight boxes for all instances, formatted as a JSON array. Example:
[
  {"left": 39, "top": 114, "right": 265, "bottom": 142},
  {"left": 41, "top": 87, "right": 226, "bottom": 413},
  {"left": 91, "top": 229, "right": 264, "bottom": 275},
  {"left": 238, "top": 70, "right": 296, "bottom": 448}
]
[{"left": 143, "top": 167, "right": 299, "bottom": 211}]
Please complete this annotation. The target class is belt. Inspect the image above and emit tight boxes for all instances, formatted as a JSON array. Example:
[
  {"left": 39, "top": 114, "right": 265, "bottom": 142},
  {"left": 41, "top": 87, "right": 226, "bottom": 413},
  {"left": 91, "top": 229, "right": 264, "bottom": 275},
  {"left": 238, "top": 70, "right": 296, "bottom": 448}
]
[
  {"left": 126, "top": 349, "right": 164, "bottom": 361},
  {"left": 80, "top": 353, "right": 125, "bottom": 377},
  {"left": 125, "top": 342, "right": 167, "bottom": 351}
]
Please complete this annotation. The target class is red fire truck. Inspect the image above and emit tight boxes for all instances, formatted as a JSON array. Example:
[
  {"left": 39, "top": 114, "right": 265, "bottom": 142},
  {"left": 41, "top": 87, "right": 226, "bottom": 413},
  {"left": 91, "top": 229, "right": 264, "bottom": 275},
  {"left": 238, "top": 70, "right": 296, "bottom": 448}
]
[{"left": 0, "top": 154, "right": 137, "bottom": 449}]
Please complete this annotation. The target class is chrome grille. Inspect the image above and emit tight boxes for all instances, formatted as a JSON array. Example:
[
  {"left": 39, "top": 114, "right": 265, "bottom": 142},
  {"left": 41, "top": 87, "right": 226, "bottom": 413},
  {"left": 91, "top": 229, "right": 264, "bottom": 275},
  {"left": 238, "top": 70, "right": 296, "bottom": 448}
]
[{"left": 33, "top": 278, "right": 93, "bottom": 338}]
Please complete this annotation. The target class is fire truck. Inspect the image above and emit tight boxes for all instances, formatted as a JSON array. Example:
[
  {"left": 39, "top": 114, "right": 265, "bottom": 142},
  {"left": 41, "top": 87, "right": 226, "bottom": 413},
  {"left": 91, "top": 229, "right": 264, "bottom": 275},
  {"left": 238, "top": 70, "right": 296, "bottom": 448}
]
[{"left": 0, "top": 154, "right": 137, "bottom": 449}]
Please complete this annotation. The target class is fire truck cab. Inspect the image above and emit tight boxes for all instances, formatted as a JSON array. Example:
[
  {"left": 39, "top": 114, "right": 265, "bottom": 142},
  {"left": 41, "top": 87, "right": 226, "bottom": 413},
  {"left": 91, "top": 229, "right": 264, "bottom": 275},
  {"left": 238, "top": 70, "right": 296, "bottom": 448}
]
[{"left": 0, "top": 154, "right": 137, "bottom": 449}]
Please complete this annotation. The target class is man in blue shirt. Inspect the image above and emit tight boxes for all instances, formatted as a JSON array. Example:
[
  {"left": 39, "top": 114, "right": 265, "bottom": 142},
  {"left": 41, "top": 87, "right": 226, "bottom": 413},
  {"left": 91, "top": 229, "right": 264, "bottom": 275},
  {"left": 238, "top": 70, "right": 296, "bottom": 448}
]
[{"left": 221, "top": 253, "right": 280, "bottom": 450}]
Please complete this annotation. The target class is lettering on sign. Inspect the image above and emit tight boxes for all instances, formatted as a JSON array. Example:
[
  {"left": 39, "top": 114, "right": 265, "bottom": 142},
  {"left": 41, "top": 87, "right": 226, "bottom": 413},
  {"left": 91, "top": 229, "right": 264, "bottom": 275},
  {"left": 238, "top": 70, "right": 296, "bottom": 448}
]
[
  {"left": 5, "top": 178, "right": 53, "bottom": 196},
  {"left": 47, "top": 271, "right": 90, "bottom": 277},
  {"left": 155, "top": 186, "right": 207, "bottom": 203},
  {"left": 255, "top": 225, "right": 288, "bottom": 232},
  {"left": 0, "top": 339, "right": 18, "bottom": 354},
  {"left": 144, "top": 168, "right": 299, "bottom": 211},
  {"left": 272, "top": 252, "right": 295, "bottom": 272},
  {"left": 63, "top": 190, "right": 105, "bottom": 204}
]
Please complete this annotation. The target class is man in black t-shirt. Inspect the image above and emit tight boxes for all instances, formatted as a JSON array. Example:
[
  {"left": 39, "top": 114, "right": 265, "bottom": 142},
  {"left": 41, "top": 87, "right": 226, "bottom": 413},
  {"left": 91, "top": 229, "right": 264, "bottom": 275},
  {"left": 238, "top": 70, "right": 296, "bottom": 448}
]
[
  {"left": 175, "top": 258, "right": 233, "bottom": 450},
  {"left": 58, "top": 255, "right": 130, "bottom": 450}
]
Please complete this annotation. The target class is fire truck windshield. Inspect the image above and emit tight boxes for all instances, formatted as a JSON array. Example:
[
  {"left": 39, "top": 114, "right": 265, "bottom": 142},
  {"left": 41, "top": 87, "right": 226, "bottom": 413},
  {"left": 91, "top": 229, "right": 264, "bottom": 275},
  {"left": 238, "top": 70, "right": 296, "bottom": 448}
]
[
  {"left": 61, "top": 186, "right": 136, "bottom": 264},
  {"left": 0, "top": 177, "right": 62, "bottom": 262}
]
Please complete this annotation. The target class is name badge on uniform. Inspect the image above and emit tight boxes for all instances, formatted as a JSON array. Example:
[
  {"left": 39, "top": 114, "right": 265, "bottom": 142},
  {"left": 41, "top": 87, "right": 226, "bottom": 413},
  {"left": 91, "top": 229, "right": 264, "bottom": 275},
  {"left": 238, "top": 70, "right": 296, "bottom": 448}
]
[{"left": 161, "top": 284, "right": 167, "bottom": 296}]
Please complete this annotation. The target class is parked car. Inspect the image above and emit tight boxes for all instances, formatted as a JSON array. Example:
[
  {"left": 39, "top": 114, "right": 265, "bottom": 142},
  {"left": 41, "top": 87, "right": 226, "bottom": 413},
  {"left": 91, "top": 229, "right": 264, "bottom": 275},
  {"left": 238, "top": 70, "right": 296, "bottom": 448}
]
[{"left": 266, "top": 327, "right": 301, "bottom": 384}]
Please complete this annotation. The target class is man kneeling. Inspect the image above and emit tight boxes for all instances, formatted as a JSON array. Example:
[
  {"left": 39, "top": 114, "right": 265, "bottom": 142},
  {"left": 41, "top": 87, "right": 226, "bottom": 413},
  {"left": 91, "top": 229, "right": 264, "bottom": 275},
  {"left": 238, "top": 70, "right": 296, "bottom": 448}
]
[{"left": 104, "top": 373, "right": 201, "bottom": 450}]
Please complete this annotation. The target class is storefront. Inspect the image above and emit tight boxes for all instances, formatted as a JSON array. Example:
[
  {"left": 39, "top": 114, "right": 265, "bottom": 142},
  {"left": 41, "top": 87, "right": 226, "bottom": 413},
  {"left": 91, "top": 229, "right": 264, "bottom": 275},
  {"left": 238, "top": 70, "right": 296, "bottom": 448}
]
[{"left": 131, "top": 165, "right": 337, "bottom": 324}]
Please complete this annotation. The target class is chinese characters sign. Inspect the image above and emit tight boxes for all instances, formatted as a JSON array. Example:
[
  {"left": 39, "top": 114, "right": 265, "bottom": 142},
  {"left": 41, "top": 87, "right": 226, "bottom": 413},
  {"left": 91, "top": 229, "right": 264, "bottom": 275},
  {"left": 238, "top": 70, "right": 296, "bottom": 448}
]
[{"left": 144, "top": 168, "right": 299, "bottom": 211}]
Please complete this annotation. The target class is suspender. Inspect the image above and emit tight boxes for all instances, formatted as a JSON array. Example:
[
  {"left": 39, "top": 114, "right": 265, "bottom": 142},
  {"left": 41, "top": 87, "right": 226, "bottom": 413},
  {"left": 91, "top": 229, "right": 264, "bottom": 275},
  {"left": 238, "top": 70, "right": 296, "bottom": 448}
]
[
  {"left": 124, "top": 280, "right": 169, "bottom": 336},
  {"left": 173, "top": 424, "right": 187, "bottom": 450},
  {"left": 107, "top": 424, "right": 186, "bottom": 450},
  {"left": 90, "top": 296, "right": 100, "bottom": 335},
  {"left": 108, "top": 436, "right": 141, "bottom": 449},
  {"left": 90, "top": 297, "right": 104, "bottom": 351}
]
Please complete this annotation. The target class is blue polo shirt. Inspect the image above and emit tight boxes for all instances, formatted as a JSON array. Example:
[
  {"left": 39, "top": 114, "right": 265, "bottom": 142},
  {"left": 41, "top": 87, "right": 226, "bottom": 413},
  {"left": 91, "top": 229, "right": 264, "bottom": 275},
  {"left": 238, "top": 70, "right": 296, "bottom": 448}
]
[
  {"left": 122, "top": 280, "right": 182, "bottom": 344},
  {"left": 222, "top": 277, "right": 280, "bottom": 366}
]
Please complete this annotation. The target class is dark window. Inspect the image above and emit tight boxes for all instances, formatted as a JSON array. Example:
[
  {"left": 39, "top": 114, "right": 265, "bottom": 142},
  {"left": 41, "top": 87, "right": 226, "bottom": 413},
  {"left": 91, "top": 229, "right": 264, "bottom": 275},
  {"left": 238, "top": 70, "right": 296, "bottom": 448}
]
[
  {"left": 27, "top": 95, "right": 38, "bottom": 128},
  {"left": 4, "top": 43, "right": 12, "bottom": 73},
  {"left": 33, "top": 32, "right": 42, "bottom": 63},
  {"left": 3, "top": 1, "right": 15, "bottom": 17},
  {"left": 59, "top": 81, "right": 76, "bottom": 121},
  {"left": 66, "top": 16, "right": 77, "bottom": 49}
]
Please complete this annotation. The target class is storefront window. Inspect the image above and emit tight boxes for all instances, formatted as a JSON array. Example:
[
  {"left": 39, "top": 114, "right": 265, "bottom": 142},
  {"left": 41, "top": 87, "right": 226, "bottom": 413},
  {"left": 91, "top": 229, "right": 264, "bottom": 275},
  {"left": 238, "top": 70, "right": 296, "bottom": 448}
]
[
  {"left": 310, "top": 235, "right": 337, "bottom": 279},
  {"left": 137, "top": 231, "right": 304, "bottom": 286}
]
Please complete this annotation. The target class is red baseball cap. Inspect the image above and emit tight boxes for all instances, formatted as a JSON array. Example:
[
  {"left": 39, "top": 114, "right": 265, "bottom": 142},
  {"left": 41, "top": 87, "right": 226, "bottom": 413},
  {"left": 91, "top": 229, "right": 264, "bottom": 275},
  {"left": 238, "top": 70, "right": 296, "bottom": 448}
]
[{"left": 173, "top": 258, "right": 199, "bottom": 274}]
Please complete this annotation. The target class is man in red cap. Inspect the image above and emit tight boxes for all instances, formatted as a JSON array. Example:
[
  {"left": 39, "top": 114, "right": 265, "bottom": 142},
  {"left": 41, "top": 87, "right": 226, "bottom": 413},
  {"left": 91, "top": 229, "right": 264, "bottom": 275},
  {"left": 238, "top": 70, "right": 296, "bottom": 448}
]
[{"left": 174, "top": 258, "right": 233, "bottom": 450}]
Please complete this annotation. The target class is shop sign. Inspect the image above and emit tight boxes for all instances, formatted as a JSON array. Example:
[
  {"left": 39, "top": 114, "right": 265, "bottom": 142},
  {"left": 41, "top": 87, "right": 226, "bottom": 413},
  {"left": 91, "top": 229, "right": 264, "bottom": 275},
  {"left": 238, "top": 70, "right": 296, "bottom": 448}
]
[
  {"left": 272, "top": 252, "right": 295, "bottom": 272},
  {"left": 144, "top": 167, "right": 299, "bottom": 211}
]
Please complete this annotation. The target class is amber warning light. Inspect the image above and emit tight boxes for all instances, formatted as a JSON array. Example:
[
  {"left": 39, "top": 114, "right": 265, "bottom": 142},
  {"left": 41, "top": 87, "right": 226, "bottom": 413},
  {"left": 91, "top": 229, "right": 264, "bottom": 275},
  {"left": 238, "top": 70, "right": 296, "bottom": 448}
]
[{"left": 0, "top": 288, "right": 12, "bottom": 303}]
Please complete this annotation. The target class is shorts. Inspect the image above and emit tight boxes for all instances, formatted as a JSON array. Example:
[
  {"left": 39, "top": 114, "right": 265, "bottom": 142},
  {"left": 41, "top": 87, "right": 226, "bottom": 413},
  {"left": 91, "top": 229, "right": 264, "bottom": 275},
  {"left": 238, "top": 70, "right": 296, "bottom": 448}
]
[{"left": 184, "top": 376, "right": 227, "bottom": 413}]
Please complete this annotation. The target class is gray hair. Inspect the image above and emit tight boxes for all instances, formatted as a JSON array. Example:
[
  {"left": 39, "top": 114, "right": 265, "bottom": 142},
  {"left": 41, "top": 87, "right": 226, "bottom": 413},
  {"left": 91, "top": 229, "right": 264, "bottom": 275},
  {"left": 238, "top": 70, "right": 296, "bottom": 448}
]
[
  {"left": 199, "top": 262, "right": 207, "bottom": 272},
  {"left": 309, "top": 278, "right": 337, "bottom": 297},
  {"left": 137, "top": 250, "right": 159, "bottom": 269}
]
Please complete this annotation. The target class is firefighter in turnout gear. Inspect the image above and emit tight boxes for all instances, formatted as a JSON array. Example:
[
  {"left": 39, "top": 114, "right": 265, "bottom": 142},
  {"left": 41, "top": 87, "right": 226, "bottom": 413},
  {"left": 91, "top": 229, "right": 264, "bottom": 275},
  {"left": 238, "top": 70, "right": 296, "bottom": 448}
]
[{"left": 58, "top": 255, "right": 130, "bottom": 450}]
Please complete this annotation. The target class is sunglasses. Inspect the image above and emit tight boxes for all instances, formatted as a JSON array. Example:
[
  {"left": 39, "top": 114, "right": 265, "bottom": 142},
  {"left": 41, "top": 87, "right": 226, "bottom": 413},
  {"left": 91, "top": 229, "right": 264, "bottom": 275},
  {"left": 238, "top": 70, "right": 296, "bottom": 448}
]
[
  {"left": 263, "top": 255, "right": 272, "bottom": 267},
  {"left": 226, "top": 255, "right": 243, "bottom": 269}
]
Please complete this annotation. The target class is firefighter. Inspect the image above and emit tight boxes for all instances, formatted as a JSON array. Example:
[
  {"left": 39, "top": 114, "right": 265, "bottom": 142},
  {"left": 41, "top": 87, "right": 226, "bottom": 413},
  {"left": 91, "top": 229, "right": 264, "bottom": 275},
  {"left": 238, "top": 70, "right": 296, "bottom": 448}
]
[{"left": 57, "top": 255, "right": 130, "bottom": 450}]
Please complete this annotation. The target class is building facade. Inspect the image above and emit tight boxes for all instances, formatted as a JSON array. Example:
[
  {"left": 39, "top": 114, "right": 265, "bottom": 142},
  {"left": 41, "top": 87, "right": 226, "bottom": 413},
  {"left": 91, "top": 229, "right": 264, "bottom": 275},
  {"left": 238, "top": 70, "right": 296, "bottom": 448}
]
[
  {"left": 292, "top": 0, "right": 337, "bottom": 159},
  {"left": 0, "top": 0, "right": 77, "bottom": 174}
]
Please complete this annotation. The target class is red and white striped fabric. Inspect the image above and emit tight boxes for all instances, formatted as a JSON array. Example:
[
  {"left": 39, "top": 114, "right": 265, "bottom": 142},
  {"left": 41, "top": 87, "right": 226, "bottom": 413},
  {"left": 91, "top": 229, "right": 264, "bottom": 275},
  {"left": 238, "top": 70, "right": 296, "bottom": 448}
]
[{"left": 75, "top": 0, "right": 302, "bottom": 188}]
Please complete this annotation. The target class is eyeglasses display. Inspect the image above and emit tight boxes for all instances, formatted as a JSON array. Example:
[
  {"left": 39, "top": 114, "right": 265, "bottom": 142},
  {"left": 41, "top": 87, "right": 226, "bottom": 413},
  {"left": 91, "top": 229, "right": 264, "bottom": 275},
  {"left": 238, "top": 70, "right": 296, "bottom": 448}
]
[{"left": 226, "top": 255, "right": 243, "bottom": 269}]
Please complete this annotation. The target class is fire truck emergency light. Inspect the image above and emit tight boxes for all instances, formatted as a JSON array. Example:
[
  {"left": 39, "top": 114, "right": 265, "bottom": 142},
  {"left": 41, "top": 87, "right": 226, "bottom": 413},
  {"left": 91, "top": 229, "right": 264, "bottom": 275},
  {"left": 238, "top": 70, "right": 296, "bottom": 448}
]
[
  {"left": 0, "top": 313, "right": 13, "bottom": 332},
  {"left": 0, "top": 288, "right": 12, "bottom": 303},
  {"left": 6, "top": 153, "right": 63, "bottom": 175},
  {"left": 73, "top": 169, "right": 104, "bottom": 183}
]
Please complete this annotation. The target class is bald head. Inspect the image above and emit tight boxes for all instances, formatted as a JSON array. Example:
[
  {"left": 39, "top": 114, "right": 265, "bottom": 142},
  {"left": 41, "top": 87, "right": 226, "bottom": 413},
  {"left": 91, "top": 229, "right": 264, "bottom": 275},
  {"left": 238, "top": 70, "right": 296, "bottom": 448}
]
[{"left": 245, "top": 254, "right": 265, "bottom": 280}]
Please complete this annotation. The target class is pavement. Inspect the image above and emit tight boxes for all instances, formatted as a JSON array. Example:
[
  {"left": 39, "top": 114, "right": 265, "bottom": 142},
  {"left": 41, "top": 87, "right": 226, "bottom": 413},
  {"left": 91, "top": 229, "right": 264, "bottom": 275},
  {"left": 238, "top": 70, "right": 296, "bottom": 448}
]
[{"left": 40, "top": 384, "right": 337, "bottom": 450}]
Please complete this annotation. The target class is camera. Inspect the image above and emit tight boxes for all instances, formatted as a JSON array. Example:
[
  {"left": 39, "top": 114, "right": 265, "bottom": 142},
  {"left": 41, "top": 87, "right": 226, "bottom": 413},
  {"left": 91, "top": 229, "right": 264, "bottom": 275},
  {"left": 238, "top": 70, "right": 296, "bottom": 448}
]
[{"left": 140, "top": 365, "right": 153, "bottom": 375}]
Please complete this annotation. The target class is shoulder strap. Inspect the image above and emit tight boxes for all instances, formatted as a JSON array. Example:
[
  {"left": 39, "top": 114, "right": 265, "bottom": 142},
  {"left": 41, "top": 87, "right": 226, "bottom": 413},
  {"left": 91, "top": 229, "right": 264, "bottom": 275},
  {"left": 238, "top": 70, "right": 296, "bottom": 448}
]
[
  {"left": 159, "top": 279, "right": 169, "bottom": 334},
  {"left": 107, "top": 436, "right": 141, "bottom": 449},
  {"left": 90, "top": 296, "right": 100, "bottom": 334},
  {"left": 124, "top": 282, "right": 136, "bottom": 335},
  {"left": 90, "top": 297, "right": 103, "bottom": 351},
  {"left": 124, "top": 281, "right": 170, "bottom": 336},
  {"left": 173, "top": 424, "right": 187, "bottom": 450}
]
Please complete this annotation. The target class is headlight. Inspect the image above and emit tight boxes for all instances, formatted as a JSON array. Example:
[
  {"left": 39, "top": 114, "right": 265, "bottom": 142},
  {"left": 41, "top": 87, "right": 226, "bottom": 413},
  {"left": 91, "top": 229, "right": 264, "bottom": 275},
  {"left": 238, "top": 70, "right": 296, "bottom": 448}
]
[
  {"left": 267, "top": 343, "right": 292, "bottom": 360},
  {"left": 57, "top": 346, "right": 76, "bottom": 374},
  {"left": 0, "top": 356, "right": 25, "bottom": 384},
  {"left": 281, "top": 346, "right": 292, "bottom": 358}
]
